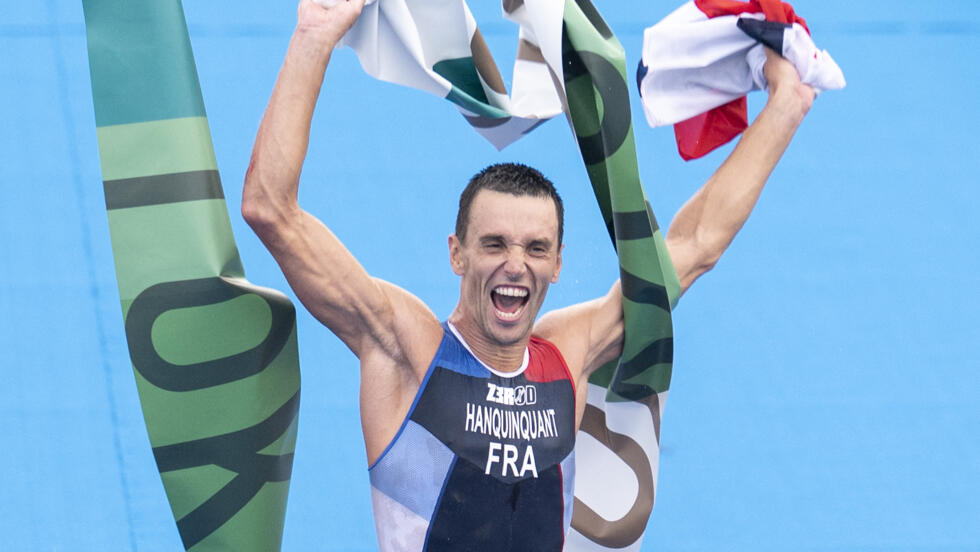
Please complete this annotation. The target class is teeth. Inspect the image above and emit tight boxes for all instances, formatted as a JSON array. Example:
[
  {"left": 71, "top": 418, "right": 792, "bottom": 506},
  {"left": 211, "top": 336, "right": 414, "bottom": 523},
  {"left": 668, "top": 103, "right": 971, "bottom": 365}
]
[
  {"left": 494, "top": 304, "right": 526, "bottom": 321},
  {"left": 494, "top": 286, "right": 528, "bottom": 297}
]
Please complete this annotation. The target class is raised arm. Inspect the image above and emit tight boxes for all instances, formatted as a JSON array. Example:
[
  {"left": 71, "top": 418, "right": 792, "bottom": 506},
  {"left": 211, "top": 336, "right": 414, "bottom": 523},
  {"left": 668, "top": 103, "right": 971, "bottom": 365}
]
[
  {"left": 665, "top": 48, "right": 814, "bottom": 293},
  {"left": 539, "top": 49, "right": 814, "bottom": 388},
  {"left": 242, "top": 0, "right": 439, "bottom": 365}
]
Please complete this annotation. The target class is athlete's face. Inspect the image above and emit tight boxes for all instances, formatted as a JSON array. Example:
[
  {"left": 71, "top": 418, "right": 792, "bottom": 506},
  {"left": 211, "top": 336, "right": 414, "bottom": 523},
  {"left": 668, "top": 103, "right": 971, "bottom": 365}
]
[{"left": 450, "top": 190, "right": 562, "bottom": 346}]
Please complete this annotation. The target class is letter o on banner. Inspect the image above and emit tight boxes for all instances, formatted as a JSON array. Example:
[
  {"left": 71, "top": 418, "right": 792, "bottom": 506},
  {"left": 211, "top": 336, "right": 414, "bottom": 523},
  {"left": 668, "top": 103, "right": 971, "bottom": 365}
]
[
  {"left": 571, "top": 51, "right": 632, "bottom": 166},
  {"left": 126, "top": 276, "right": 295, "bottom": 392},
  {"left": 572, "top": 403, "right": 657, "bottom": 549}
]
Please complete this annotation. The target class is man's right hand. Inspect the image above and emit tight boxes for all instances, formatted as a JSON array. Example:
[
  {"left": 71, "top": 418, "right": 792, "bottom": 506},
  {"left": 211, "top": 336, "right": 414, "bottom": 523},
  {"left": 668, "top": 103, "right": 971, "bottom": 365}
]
[{"left": 296, "top": 0, "right": 365, "bottom": 49}]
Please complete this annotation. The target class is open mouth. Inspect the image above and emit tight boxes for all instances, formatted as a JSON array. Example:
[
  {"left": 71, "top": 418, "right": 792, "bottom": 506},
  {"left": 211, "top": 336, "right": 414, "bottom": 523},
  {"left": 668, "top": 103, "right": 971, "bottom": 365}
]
[{"left": 491, "top": 285, "right": 530, "bottom": 322}]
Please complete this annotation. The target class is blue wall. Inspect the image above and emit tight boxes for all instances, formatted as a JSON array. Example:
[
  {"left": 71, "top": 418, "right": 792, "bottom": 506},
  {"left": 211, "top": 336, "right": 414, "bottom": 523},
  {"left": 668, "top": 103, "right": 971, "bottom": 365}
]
[{"left": 2, "top": 1, "right": 978, "bottom": 549}]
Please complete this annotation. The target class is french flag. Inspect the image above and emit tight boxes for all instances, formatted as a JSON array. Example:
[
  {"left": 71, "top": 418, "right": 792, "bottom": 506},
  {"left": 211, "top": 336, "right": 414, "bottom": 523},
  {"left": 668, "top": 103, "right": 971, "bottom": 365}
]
[{"left": 637, "top": 0, "right": 845, "bottom": 160}]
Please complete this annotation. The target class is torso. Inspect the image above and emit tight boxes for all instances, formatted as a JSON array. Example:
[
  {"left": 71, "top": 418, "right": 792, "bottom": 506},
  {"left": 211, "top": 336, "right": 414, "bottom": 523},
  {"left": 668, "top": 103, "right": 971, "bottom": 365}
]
[{"left": 368, "top": 322, "right": 577, "bottom": 552}]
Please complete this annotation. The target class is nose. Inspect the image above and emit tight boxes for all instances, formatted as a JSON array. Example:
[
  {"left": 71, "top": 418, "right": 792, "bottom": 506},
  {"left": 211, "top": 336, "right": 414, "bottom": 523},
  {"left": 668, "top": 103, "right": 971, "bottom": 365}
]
[{"left": 503, "top": 246, "right": 527, "bottom": 279}]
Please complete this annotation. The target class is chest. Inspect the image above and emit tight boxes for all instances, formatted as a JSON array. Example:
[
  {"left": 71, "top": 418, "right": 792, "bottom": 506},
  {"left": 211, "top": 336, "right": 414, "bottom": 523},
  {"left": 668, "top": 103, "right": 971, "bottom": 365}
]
[{"left": 411, "top": 366, "right": 575, "bottom": 483}]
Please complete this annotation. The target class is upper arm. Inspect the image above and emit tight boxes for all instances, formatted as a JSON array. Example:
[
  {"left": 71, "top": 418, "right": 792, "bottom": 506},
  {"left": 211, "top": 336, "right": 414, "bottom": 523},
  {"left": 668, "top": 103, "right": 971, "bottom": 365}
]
[
  {"left": 664, "top": 231, "right": 706, "bottom": 296},
  {"left": 255, "top": 213, "right": 441, "bottom": 464},
  {"left": 247, "top": 206, "right": 440, "bottom": 365}
]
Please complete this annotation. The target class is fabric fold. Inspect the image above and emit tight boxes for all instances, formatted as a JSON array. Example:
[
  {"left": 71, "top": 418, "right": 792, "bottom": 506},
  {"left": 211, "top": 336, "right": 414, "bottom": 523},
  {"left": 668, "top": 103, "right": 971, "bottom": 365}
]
[{"left": 636, "top": 0, "right": 845, "bottom": 160}]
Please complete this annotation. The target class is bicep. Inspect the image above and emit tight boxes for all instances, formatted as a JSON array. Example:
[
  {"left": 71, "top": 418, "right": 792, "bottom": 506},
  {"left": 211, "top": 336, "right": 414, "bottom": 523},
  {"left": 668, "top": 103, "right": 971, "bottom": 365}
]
[
  {"left": 664, "top": 233, "right": 704, "bottom": 296},
  {"left": 255, "top": 208, "right": 403, "bottom": 356}
]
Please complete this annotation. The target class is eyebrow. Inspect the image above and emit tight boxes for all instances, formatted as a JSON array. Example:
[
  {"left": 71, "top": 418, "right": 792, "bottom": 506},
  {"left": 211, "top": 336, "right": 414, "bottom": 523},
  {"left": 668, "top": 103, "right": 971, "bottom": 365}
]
[{"left": 478, "top": 234, "right": 506, "bottom": 244}]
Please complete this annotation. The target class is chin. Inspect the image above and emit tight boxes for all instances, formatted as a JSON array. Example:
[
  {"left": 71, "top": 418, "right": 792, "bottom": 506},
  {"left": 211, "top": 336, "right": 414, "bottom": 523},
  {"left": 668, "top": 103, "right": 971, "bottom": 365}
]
[{"left": 488, "top": 319, "right": 532, "bottom": 345}]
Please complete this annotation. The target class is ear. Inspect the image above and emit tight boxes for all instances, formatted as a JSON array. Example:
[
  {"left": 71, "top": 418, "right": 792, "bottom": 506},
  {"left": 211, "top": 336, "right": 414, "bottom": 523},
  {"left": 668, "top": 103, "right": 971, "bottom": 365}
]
[
  {"left": 551, "top": 243, "right": 564, "bottom": 283},
  {"left": 449, "top": 234, "right": 465, "bottom": 276}
]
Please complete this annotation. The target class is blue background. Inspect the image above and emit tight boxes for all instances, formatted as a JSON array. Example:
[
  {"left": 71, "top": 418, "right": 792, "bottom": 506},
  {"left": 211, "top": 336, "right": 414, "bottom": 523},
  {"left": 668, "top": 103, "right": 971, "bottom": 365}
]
[{"left": 1, "top": 0, "right": 978, "bottom": 550}]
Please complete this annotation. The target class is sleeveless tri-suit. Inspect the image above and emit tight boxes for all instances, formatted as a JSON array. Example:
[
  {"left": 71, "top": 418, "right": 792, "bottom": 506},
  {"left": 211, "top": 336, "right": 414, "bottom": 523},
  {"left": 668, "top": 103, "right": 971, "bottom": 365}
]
[{"left": 369, "top": 322, "right": 577, "bottom": 552}]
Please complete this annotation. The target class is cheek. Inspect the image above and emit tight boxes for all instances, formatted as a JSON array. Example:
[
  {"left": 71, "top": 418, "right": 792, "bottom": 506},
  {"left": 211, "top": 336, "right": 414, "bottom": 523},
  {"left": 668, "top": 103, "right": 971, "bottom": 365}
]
[
  {"left": 551, "top": 260, "right": 562, "bottom": 282},
  {"left": 463, "top": 269, "right": 487, "bottom": 294},
  {"left": 533, "top": 264, "right": 558, "bottom": 287}
]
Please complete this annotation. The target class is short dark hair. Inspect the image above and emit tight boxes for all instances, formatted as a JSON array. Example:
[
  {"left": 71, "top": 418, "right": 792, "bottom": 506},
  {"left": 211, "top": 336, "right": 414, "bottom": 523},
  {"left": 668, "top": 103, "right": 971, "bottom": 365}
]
[{"left": 455, "top": 163, "right": 564, "bottom": 245}]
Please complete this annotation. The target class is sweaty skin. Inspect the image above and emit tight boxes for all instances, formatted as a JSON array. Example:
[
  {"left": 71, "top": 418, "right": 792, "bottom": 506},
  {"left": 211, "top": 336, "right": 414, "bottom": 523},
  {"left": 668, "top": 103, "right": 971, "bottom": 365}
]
[{"left": 243, "top": 0, "right": 813, "bottom": 466}]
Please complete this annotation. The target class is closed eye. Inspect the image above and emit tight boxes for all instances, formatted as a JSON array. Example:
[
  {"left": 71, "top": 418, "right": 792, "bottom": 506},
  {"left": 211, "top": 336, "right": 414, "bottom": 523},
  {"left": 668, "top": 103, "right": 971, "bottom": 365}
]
[
  {"left": 528, "top": 241, "right": 551, "bottom": 257},
  {"left": 481, "top": 238, "right": 505, "bottom": 251}
]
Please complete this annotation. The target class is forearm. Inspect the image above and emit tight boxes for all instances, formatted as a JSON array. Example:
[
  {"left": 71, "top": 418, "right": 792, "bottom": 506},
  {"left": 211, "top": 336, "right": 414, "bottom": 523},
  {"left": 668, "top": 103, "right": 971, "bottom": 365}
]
[
  {"left": 667, "top": 83, "right": 811, "bottom": 290},
  {"left": 242, "top": 27, "right": 338, "bottom": 233}
]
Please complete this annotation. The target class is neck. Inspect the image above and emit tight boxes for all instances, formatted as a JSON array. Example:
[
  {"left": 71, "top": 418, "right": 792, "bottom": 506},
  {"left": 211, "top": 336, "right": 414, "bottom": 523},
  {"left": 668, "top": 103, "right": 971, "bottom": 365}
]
[{"left": 448, "top": 311, "right": 528, "bottom": 373}]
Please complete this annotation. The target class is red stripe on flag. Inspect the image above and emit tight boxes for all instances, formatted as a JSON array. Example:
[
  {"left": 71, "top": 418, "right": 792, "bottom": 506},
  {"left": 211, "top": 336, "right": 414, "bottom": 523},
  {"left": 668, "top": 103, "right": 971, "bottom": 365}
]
[
  {"left": 674, "top": 97, "right": 747, "bottom": 161},
  {"left": 694, "top": 0, "right": 808, "bottom": 30}
]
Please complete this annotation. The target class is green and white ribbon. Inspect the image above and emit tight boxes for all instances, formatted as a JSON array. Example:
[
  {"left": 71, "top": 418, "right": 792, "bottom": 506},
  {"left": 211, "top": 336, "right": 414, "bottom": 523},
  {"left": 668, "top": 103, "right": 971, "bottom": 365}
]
[
  {"left": 83, "top": 1, "right": 301, "bottom": 550},
  {"left": 562, "top": 3, "right": 680, "bottom": 549},
  {"left": 339, "top": 0, "right": 566, "bottom": 150},
  {"left": 341, "top": 0, "right": 680, "bottom": 548}
]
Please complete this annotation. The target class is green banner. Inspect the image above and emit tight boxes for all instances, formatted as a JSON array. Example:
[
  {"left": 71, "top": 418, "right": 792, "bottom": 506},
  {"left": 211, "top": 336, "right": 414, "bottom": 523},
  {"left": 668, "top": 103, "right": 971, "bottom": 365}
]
[
  {"left": 562, "top": 0, "right": 678, "bottom": 548},
  {"left": 562, "top": 3, "right": 676, "bottom": 396},
  {"left": 82, "top": 1, "right": 301, "bottom": 550}
]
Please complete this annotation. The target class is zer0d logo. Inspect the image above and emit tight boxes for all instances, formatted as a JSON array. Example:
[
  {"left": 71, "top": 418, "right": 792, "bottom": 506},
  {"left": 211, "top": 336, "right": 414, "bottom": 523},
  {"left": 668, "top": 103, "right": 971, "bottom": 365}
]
[{"left": 486, "top": 382, "right": 537, "bottom": 406}]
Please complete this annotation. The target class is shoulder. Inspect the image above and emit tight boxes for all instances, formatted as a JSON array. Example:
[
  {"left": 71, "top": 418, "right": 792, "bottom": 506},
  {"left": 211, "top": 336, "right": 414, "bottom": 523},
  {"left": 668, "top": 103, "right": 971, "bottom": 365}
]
[
  {"left": 533, "top": 307, "right": 592, "bottom": 382},
  {"left": 533, "top": 281, "right": 624, "bottom": 381},
  {"left": 527, "top": 335, "right": 575, "bottom": 385}
]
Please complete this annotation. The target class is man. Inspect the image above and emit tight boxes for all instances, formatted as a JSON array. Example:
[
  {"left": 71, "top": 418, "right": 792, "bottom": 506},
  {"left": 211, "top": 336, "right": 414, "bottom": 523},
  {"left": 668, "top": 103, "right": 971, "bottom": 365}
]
[{"left": 242, "top": 0, "right": 814, "bottom": 550}]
